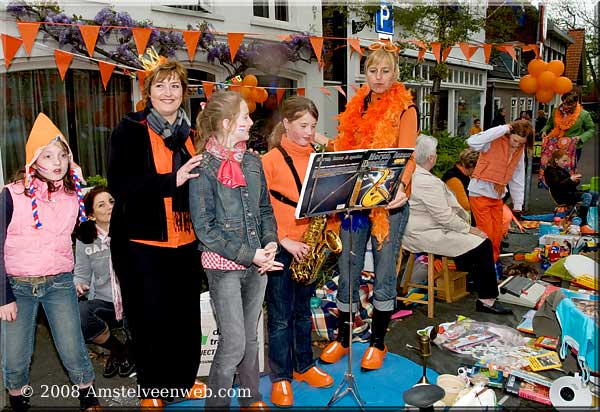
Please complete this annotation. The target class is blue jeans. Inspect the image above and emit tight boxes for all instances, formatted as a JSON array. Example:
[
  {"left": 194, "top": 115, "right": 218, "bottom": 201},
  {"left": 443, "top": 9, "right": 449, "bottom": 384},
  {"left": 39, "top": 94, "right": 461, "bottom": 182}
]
[
  {"left": 265, "top": 250, "right": 315, "bottom": 382},
  {"left": 2, "top": 272, "right": 95, "bottom": 390},
  {"left": 337, "top": 204, "right": 409, "bottom": 312},
  {"left": 581, "top": 191, "right": 598, "bottom": 208},
  {"left": 79, "top": 299, "right": 125, "bottom": 342},
  {"left": 205, "top": 267, "right": 267, "bottom": 409}
]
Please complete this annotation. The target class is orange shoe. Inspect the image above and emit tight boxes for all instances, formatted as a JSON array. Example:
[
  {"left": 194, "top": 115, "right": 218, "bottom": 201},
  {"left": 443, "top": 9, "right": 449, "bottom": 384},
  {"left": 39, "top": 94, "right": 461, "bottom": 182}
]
[
  {"left": 270, "top": 380, "right": 293, "bottom": 408},
  {"left": 581, "top": 225, "right": 596, "bottom": 234},
  {"left": 360, "top": 345, "right": 388, "bottom": 371},
  {"left": 185, "top": 380, "right": 207, "bottom": 399},
  {"left": 140, "top": 399, "right": 163, "bottom": 410},
  {"left": 319, "top": 341, "right": 349, "bottom": 364},
  {"left": 244, "top": 400, "right": 270, "bottom": 411},
  {"left": 293, "top": 366, "right": 334, "bottom": 388}
]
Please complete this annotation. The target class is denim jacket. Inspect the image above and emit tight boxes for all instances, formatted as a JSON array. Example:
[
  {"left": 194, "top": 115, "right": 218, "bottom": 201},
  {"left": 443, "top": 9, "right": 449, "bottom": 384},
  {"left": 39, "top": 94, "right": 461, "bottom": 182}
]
[{"left": 189, "top": 152, "right": 278, "bottom": 267}]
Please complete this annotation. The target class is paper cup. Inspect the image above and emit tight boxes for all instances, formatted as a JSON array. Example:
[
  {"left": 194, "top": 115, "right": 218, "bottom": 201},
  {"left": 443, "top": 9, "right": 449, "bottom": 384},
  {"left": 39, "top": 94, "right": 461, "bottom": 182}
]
[{"left": 436, "top": 374, "right": 465, "bottom": 406}]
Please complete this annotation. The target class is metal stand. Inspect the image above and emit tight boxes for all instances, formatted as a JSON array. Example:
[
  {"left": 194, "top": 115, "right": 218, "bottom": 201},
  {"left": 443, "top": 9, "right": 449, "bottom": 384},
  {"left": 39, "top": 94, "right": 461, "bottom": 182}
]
[{"left": 323, "top": 212, "right": 366, "bottom": 411}]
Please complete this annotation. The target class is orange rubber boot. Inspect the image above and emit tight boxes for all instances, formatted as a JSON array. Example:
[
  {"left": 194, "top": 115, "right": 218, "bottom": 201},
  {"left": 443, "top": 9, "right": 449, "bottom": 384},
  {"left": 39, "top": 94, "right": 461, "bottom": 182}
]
[
  {"left": 270, "top": 380, "right": 293, "bottom": 408},
  {"left": 293, "top": 366, "right": 333, "bottom": 388}
]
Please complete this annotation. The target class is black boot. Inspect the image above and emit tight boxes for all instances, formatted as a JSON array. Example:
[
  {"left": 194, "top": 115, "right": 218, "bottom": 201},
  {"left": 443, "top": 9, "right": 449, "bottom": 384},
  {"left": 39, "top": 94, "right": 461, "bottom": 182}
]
[
  {"left": 9, "top": 395, "right": 30, "bottom": 412},
  {"left": 98, "top": 334, "right": 125, "bottom": 378},
  {"left": 335, "top": 310, "right": 354, "bottom": 348},
  {"left": 78, "top": 386, "right": 100, "bottom": 411},
  {"left": 370, "top": 308, "right": 393, "bottom": 350},
  {"left": 118, "top": 339, "right": 136, "bottom": 378}
]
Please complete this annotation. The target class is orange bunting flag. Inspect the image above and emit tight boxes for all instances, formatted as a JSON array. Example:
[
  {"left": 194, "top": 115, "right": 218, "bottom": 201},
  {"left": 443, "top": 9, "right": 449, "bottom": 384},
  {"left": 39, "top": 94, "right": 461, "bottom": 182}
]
[
  {"left": 483, "top": 43, "right": 493, "bottom": 64},
  {"left": 277, "top": 34, "right": 293, "bottom": 42},
  {"left": 522, "top": 44, "right": 540, "bottom": 59},
  {"left": 276, "top": 88, "right": 285, "bottom": 105},
  {"left": 54, "top": 49, "right": 73, "bottom": 81},
  {"left": 182, "top": 31, "right": 201, "bottom": 62},
  {"left": 430, "top": 42, "right": 441, "bottom": 64},
  {"left": 309, "top": 36, "right": 324, "bottom": 64},
  {"left": 79, "top": 25, "right": 100, "bottom": 57},
  {"left": 442, "top": 47, "right": 452, "bottom": 62},
  {"left": 413, "top": 40, "right": 426, "bottom": 61},
  {"left": 334, "top": 85, "right": 346, "bottom": 98},
  {"left": 496, "top": 45, "right": 517, "bottom": 62},
  {"left": 98, "top": 61, "right": 115, "bottom": 90},
  {"left": 320, "top": 87, "right": 331, "bottom": 96},
  {"left": 350, "top": 84, "right": 360, "bottom": 94},
  {"left": 417, "top": 47, "right": 426, "bottom": 62},
  {"left": 137, "top": 70, "right": 146, "bottom": 93},
  {"left": 132, "top": 27, "right": 152, "bottom": 56},
  {"left": 202, "top": 81, "right": 214, "bottom": 100},
  {"left": 227, "top": 33, "right": 245, "bottom": 63},
  {"left": 1, "top": 34, "right": 23, "bottom": 68},
  {"left": 459, "top": 42, "right": 477, "bottom": 62},
  {"left": 348, "top": 38, "right": 362, "bottom": 57},
  {"left": 297, "top": 88, "right": 305, "bottom": 96},
  {"left": 16, "top": 22, "right": 40, "bottom": 56}
]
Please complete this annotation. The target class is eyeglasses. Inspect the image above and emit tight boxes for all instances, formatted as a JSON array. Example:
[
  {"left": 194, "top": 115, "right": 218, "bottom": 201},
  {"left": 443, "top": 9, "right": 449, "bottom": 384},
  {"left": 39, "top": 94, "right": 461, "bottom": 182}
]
[{"left": 368, "top": 42, "right": 399, "bottom": 55}]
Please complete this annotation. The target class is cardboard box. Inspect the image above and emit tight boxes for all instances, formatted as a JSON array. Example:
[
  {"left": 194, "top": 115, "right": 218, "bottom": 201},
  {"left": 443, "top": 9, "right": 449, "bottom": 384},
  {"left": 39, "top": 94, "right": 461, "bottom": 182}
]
[{"left": 197, "top": 291, "right": 265, "bottom": 376}]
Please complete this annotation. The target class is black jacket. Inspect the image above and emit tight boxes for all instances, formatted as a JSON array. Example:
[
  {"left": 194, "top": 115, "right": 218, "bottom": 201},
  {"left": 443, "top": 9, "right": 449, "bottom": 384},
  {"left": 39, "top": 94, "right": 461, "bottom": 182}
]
[
  {"left": 107, "top": 111, "right": 191, "bottom": 243},
  {"left": 544, "top": 164, "right": 581, "bottom": 206}
]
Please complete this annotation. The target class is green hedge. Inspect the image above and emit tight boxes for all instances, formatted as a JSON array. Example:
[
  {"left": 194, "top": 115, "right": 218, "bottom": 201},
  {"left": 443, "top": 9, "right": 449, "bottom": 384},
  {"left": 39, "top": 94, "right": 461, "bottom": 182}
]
[{"left": 421, "top": 130, "right": 468, "bottom": 178}]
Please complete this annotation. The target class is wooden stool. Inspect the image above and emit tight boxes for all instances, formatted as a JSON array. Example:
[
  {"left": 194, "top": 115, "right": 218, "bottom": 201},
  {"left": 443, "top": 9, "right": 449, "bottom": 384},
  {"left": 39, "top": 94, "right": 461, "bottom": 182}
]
[{"left": 396, "top": 251, "right": 468, "bottom": 319}]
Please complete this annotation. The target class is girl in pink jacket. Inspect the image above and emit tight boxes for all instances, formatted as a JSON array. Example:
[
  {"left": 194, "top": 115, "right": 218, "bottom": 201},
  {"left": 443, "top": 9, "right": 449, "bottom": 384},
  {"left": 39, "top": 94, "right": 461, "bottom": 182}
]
[{"left": 0, "top": 113, "right": 100, "bottom": 412}]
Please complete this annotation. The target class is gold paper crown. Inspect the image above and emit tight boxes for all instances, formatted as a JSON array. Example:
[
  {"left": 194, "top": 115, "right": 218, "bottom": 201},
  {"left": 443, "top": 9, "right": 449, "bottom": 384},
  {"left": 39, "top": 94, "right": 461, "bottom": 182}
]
[{"left": 139, "top": 47, "right": 168, "bottom": 74}]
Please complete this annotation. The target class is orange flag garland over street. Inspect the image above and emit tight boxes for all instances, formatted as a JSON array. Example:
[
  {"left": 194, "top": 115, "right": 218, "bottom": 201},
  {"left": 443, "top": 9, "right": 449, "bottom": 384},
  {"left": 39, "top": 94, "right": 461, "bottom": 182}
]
[
  {"left": 297, "top": 88, "right": 305, "bottom": 96},
  {"left": 54, "top": 49, "right": 73, "bottom": 80},
  {"left": 483, "top": 43, "right": 493, "bottom": 64},
  {"left": 16, "top": 22, "right": 40, "bottom": 56},
  {"left": 98, "top": 60, "right": 115, "bottom": 90},
  {"left": 202, "top": 81, "right": 214, "bottom": 99},
  {"left": 348, "top": 38, "right": 362, "bottom": 56},
  {"left": 79, "top": 25, "right": 100, "bottom": 57},
  {"left": 309, "top": 36, "right": 324, "bottom": 64},
  {"left": 131, "top": 27, "right": 152, "bottom": 56},
  {"left": 182, "top": 30, "right": 201, "bottom": 61},
  {"left": 227, "top": 33, "right": 245, "bottom": 63},
  {"left": 496, "top": 45, "right": 517, "bottom": 62},
  {"left": 276, "top": 88, "right": 285, "bottom": 105},
  {"left": 430, "top": 42, "right": 441, "bottom": 63},
  {"left": 1, "top": 34, "right": 23, "bottom": 68}
]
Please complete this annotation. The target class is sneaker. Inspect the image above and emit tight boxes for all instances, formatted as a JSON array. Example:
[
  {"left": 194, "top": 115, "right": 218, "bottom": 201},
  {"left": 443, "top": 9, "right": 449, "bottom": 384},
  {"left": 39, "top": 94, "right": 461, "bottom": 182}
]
[
  {"left": 118, "top": 358, "right": 136, "bottom": 378},
  {"left": 103, "top": 355, "right": 120, "bottom": 378}
]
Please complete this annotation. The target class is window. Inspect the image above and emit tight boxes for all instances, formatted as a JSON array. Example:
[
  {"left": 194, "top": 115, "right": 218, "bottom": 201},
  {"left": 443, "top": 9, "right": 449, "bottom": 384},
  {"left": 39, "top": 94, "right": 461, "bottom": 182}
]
[
  {"left": 275, "top": 0, "right": 288, "bottom": 21},
  {"left": 512, "top": 48, "right": 522, "bottom": 77},
  {"left": 163, "top": 4, "right": 210, "bottom": 13},
  {"left": 493, "top": 97, "right": 501, "bottom": 113},
  {"left": 511, "top": 97, "right": 518, "bottom": 121},
  {"left": 253, "top": 0, "right": 269, "bottom": 17},
  {"left": 419, "top": 87, "right": 431, "bottom": 132},
  {"left": 527, "top": 98, "right": 533, "bottom": 111}
]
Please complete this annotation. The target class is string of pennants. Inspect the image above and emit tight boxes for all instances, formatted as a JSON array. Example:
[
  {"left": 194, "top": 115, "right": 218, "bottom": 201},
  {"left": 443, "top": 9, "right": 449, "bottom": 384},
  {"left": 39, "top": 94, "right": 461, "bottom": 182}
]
[{"left": 1, "top": 19, "right": 540, "bottom": 97}]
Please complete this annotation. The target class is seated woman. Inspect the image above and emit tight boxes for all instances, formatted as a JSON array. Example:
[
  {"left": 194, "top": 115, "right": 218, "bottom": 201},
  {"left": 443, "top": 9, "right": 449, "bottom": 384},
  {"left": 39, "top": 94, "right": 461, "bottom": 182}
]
[
  {"left": 442, "top": 148, "right": 479, "bottom": 226},
  {"left": 74, "top": 186, "right": 135, "bottom": 378},
  {"left": 544, "top": 149, "right": 598, "bottom": 233},
  {"left": 402, "top": 134, "right": 511, "bottom": 315}
]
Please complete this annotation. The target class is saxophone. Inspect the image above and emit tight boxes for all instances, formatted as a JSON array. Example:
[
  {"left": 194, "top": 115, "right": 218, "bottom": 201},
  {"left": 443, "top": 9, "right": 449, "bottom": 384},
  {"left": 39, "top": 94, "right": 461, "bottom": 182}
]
[{"left": 290, "top": 216, "right": 342, "bottom": 285}]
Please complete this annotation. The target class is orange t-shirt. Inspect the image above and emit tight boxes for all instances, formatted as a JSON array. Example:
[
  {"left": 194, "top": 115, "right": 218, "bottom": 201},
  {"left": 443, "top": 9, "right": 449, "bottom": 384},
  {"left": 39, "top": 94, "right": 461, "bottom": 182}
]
[
  {"left": 132, "top": 127, "right": 197, "bottom": 248},
  {"left": 262, "top": 135, "right": 313, "bottom": 242}
]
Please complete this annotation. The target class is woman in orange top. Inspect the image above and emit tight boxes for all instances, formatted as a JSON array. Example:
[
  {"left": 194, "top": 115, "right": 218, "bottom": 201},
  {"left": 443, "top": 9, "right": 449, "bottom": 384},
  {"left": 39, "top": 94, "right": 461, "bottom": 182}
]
[
  {"left": 442, "top": 148, "right": 479, "bottom": 225},
  {"left": 108, "top": 59, "right": 204, "bottom": 407},
  {"left": 262, "top": 96, "right": 334, "bottom": 408}
]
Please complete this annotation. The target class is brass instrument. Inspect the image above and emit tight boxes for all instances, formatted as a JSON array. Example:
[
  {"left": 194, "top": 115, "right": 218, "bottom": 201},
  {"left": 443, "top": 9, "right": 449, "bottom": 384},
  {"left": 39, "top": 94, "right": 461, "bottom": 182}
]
[{"left": 290, "top": 216, "right": 342, "bottom": 285}]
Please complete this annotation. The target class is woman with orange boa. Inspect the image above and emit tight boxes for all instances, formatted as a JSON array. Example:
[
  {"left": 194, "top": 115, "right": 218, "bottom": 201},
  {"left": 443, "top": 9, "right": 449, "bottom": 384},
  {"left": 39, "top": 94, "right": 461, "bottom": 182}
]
[
  {"left": 539, "top": 91, "right": 595, "bottom": 187},
  {"left": 318, "top": 43, "right": 418, "bottom": 371}
]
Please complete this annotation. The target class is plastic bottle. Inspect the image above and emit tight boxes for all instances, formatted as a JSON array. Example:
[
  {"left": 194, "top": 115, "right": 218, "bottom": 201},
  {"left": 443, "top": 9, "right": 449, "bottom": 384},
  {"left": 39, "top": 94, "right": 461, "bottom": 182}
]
[
  {"left": 568, "top": 217, "right": 582, "bottom": 235},
  {"left": 588, "top": 206, "right": 598, "bottom": 232}
]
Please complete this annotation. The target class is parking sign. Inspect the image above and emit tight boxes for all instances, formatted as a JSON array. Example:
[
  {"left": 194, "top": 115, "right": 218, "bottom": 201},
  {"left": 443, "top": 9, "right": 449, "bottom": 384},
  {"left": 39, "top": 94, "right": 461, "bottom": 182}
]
[{"left": 375, "top": 1, "right": 394, "bottom": 35}]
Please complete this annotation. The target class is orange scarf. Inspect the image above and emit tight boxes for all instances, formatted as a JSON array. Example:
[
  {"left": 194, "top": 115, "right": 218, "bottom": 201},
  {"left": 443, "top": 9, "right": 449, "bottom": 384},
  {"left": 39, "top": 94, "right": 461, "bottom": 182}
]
[
  {"left": 334, "top": 82, "right": 414, "bottom": 246},
  {"left": 545, "top": 103, "right": 582, "bottom": 143}
]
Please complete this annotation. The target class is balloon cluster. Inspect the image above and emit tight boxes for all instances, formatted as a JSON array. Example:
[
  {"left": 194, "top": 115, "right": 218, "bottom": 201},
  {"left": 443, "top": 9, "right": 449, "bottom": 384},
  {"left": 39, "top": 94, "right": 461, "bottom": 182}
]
[
  {"left": 519, "top": 59, "right": 573, "bottom": 103},
  {"left": 228, "top": 74, "right": 269, "bottom": 113}
]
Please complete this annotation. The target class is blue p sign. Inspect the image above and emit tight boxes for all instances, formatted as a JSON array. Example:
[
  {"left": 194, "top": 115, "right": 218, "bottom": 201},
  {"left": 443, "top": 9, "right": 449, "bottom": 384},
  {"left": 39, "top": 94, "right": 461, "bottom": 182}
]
[{"left": 375, "top": 2, "right": 394, "bottom": 35}]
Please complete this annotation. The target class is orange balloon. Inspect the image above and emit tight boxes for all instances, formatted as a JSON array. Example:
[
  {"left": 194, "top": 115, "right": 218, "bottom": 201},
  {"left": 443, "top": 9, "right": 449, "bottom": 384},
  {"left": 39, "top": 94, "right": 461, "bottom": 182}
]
[
  {"left": 242, "top": 74, "right": 258, "bottom": 87},
  {"left": 553, "top": 76, "right": 573, "bottom": 94},
  {"left": 253, "top": 87, "right": 268, "bottom": 103},
  {"left": 519, "top": 75, "right": 537, "bottom": 94},
  {"left": 536, "top": 88, "right": 554, "bottom": 103},
  {"left": 246, "top": 99, "right": 256, "bottom": 113},
  {"left": 527, "top": 59, "right": 547, "bottom": 77},
  {"left": 537, "top": 70, "right": 557, "bottom": 90},
  {"left": 240, "top": 86, "right": 252, "bottom": 100},
  {"left": 547, "top": 60, "right": 565, "bottom": 76}
]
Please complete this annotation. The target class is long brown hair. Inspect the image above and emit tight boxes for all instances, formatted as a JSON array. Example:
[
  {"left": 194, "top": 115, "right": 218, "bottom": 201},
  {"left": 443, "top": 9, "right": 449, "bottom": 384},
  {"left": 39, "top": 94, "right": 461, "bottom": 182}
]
[
  {"left": 194, "top": 91, "right": 244, "bottom": 152},
  {"left": 549, "top": 149, "right": 568, "bottom": 167},
  {"left": 268, "top": 96, "right": 319, "bottom": 150}
]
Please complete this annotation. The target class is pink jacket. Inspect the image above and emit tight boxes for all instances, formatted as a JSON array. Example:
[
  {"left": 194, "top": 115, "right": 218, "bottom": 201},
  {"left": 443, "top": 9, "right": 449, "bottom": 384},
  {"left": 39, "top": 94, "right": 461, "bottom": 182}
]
[{"left": 5, "top": 180, "right": 78, "bottom": 277}]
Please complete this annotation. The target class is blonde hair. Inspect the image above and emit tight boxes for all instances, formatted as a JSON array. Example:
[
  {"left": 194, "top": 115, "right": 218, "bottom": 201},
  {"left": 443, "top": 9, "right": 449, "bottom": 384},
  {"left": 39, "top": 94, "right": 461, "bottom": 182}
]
[
  {"left": 364, "top": 48, "right": 399, "bottom": 79},
  {"left": 143, "top": 60, "right": 188, "bottom": 106},
  {"left": 268, "top": 96, "right": 319, "bottom": 150},
  {"left": 458, "top": 148, "right": 479, "bottom": 169},
  {"left": 195, "top": 91, "right": 244, "bottom": 152}
]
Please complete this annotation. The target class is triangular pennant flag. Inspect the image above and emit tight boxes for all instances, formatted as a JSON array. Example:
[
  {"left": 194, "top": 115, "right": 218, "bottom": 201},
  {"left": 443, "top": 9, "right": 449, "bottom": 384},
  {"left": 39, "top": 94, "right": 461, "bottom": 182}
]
[
  {"left": 202, "top": 81, "right": 214, "bottom": 100},
  {"left": 442, "top": 47, "right": 452, "bottom": 62},
  {"left": 320, "top": 86, "right": 331, "bottom": 96},
  {"left": 459, "top": 42, "right": 472, "bottom": 62},
  {"left": 297, "top": 88, "right": 305, "bottom": 96},
  {"left": 182, "top": 30, "right": 201, "bottom": 62},
  {"left": 309, "top": 36, "right": 324, "bottom": 64},
  {"left": 496, "top": 45, "right": 517, "bottom": 62},
  {"left": 276, "top": 89, "right": 285, "bottom": 105},
  {"left": 430, "top": 42, "right": 441, "bottom": 64},
  {"left": 348, "top": 38, "right": 362, "bottom": 56},
  {"left": 334, "top": 85, "right": 346, "bottom": 98},
  {"left": 132, "top": 27, "right": 152, "bottom": 55},
  {"left": 227, "top": 33, "right": 245, "bottom": 63},
  {"left": 469, "top": 46, "right": 479, "bottom": 59},
  {"left": 54, "top": 49, "right": 73, "bottom": 81},
  {"left": 522, "top": 44, "right": 540, "bottom": 59},
  {"left": 98, "top": 60, "right": 115, "bottom": 90},
  {"left": 277, "top": 34, "right": 292, "bottom": 42},
  {"left": 417, "top": 47, "right": 426, "bottom": 62},
  {"left": 79, "top": 25, "right": 100, "bottom": 57},
  {"left": 350, "top": 84, "right": 360, "bottom": 94},
  {"left": 16, "top": 22, "right": 40, "bottom": 56},
  {"left": 483, "top": 43, "right": 493, "bottom": 64},
  {"left": 1, "top": 34, "right": 23, "bottom": 68},
  {"left": 137, "top": 70, "right": 146, "bottom": 93}
]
